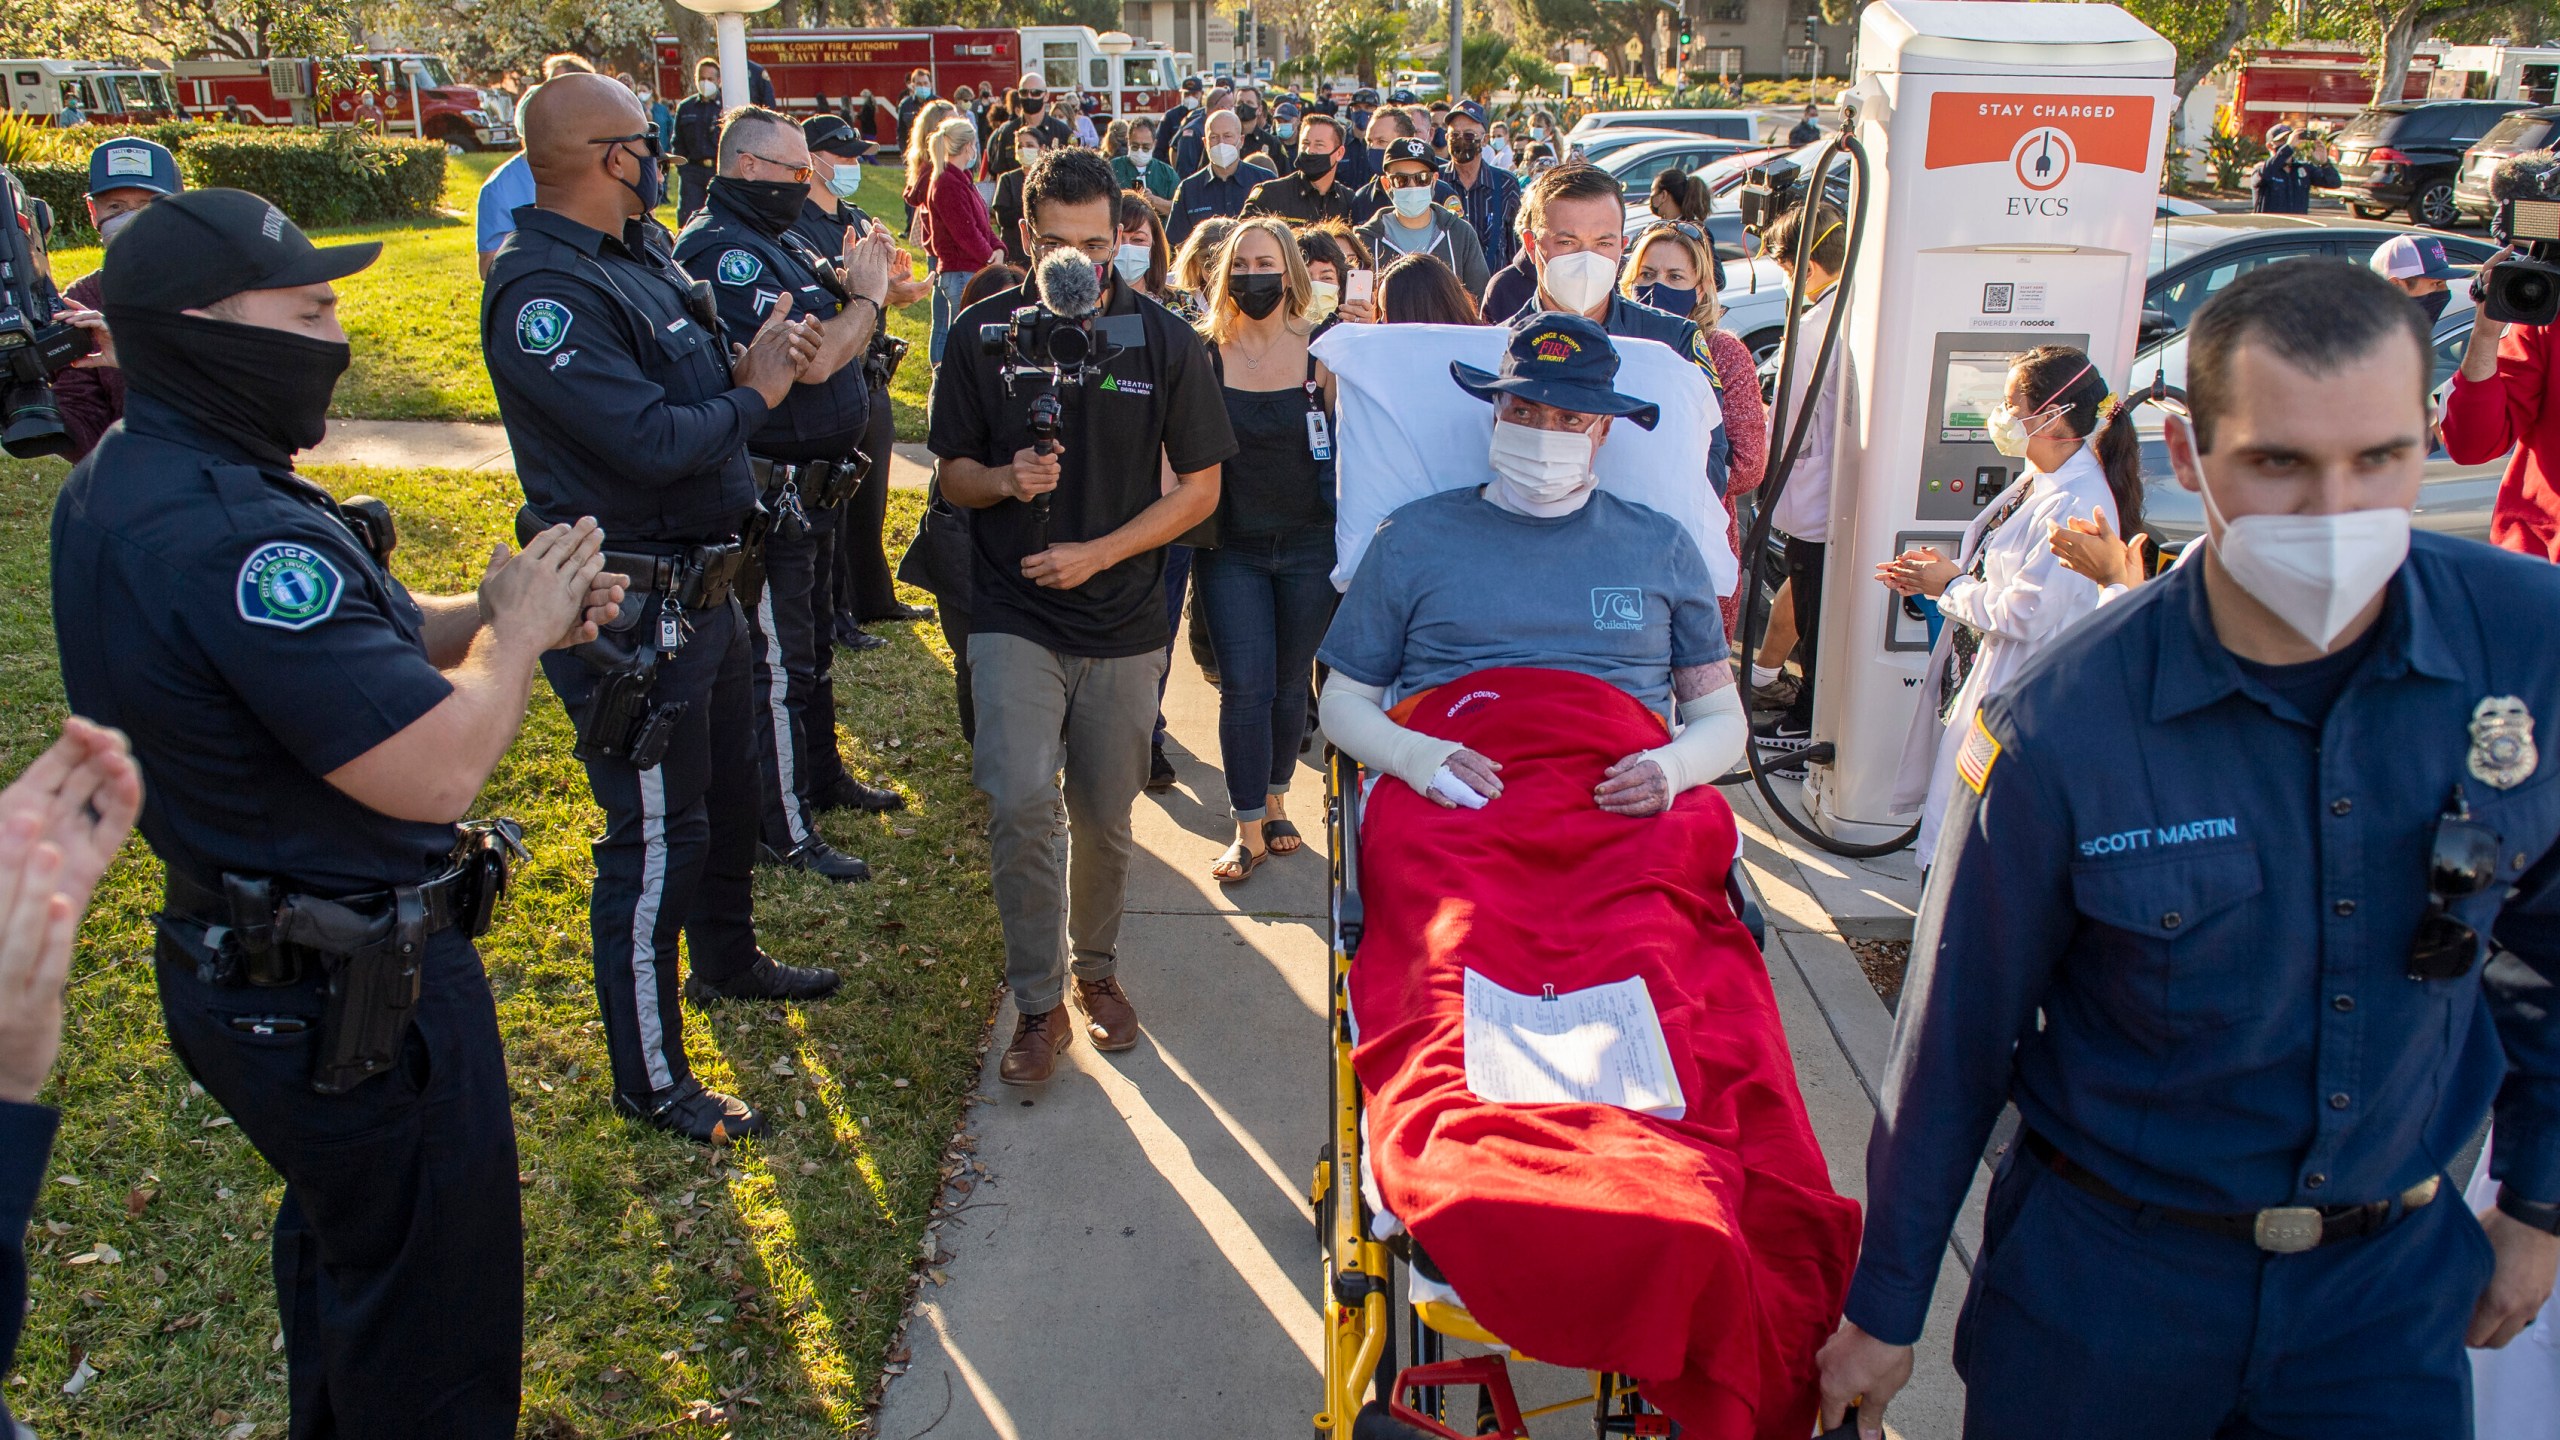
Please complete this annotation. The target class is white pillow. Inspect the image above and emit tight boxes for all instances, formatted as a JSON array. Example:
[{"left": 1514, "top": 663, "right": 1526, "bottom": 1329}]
[{"left": 1312, "top": 322, "right": 1735, "bottom": 597}]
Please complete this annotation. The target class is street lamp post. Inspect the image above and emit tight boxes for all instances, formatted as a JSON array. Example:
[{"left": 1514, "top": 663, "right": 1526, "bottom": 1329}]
[
  {"left": 676, "top": 0, "right": 781, "bottom": 113},
  {"left": 1448, "top": 0, "right": 1464, "bottom": 101}
]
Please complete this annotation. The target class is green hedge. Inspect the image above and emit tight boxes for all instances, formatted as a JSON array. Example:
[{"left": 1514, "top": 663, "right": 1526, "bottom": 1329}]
[{"left": 13, "top": 126, "right": 444, "bottom": 250}]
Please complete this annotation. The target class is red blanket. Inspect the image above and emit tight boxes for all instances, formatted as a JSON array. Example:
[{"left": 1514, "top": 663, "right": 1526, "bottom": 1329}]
[{"left": 1352, "top": 668, "right": 1861, "bottom": 1439}]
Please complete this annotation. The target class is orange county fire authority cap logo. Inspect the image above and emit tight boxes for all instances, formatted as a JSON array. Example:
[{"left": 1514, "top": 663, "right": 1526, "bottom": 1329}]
[{"left": 1533, "top": 332, "right": 1581, "bottom": 362}]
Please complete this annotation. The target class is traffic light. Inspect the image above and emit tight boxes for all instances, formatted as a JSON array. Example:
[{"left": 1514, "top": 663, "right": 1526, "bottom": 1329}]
[
  {"left": 1679, "top": 19, "right": 1694, "bottom": 47},
  {"left": 1803, "top": 13, "right": 1818, "bottom": 45}
]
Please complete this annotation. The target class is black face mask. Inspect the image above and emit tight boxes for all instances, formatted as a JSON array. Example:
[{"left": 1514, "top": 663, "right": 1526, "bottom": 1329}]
[
  {"left": 2417, "top": 287, "right": 2453, "bottom": 325},
  {"left": 106, "top": 306, "right": 348, "bottom": 467},
  {"left": 1020, "top": 96, "right": 1046, "bottom": 114},
  {"left": 1296, "top": 149, "right": 1334, "bottom": 181},
  {"left": 1449, "top": 132, "right": 1482, "bottom": 162},
  {"left": 613, "top": 138, "right": 664, "bottom": 214},
  {"left": 712, "top": 175, "right": 807, "bottom": 235},
  {"left": 1229, "top": 272, "right": 1286, "bottom": 320}
]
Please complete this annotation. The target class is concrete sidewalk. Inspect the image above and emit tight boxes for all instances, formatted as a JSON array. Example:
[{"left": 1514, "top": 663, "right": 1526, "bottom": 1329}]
[
  {"left": 872, "top": 646, "right": 1975, "bottom": 1439},
  {"left": 304, "top": 417, "right": 938, "bottom": 490}
]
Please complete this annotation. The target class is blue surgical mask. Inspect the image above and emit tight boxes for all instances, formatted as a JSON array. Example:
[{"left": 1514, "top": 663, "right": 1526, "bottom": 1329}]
[
  {"left": 1636, "top": 280, "right": 1696, "bottom": 315},
  {"left": 825, "top": 164, "right": 862, "bottom": 199}
]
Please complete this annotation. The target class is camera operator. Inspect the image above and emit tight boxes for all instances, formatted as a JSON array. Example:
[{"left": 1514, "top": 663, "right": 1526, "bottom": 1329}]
[
  {"left": 2444, "top": 237, "right": 2560, "bottom": 562},
  {"left": 54, "top": 187, "right": 623, "bottom": 1439},
  {"left": 794, "top": 114, "right": 937, "bottom": 653},
  {"left": 675, "top": 106, "right": 908, "bottom": 882},
  {"left": 929, "top": 149, "right": 1235, "bottom": 1085},
  {"left": 53, "top": 136, "right": 182, "bottom": 461},
  {"left": 484, "top": 74, "right": 831, "bottom": 1143}
]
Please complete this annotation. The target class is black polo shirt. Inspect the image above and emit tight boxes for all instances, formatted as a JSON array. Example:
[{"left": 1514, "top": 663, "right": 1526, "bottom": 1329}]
[
  {"left": 50, "top": 395, "right": 459, "bottom": 895},
  {"left": 926, "top": 276, "right": 1237, "bottom": 658},
  {"left": 1245, "top": 170, "right": 1362, "bottom": 226}
]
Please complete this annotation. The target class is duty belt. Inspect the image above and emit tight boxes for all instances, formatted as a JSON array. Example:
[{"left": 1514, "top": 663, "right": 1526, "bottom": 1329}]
[
  {"left": 749, "top": 453, "right": 864, "bottom": 511},
  {"left": 600, "top": 541, "right": 746, "bottom": 612},
  {"left": 2023, "top": 1129, "right": 2442, "bottom": 1254}
]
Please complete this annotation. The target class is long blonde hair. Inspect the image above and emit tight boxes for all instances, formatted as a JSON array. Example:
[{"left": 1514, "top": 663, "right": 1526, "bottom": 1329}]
[
  {"left": 1620, "top": 225, "right": 1721, "bottom": 330},
  {"left": 1195, "top": 216, "right": 1313, "bottom": 347},
  {"left": 905, "top": 98, "right": 958, "bottom": 190},
  {"left": 1170, "top": 215, "right": 1237, "bottom": 298},
  {"left": 926, "top": 115, "right": 978, "bottom": 177}
]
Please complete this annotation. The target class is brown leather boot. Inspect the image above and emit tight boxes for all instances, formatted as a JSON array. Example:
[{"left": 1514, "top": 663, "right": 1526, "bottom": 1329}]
[
  {"left": 1075, "top": 976, "right": 1141, "bottom": 1052},
  {"left": 998, "top": 1005, "right": 1072, "bottom": 1086}
]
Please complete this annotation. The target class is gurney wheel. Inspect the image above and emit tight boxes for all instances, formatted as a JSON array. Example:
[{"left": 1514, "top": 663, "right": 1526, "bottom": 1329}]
[{"left": 1349, "top": 1400, "right": 1441, "bottom": 1440}]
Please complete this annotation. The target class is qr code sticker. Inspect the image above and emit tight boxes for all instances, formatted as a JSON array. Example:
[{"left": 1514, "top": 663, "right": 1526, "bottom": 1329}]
[{"left": 1982, "top": 283, "right": 2015, "bottom": 314}]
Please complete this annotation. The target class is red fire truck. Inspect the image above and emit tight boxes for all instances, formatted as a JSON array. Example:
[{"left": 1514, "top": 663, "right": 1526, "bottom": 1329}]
[
  {"left": 2225, "top": 44, "right": 2438, "bottom": 140},
  {"left": 653, "top": 26, "right": 1193, "bottom": 145},
  {"left": 171, "top": 53, "right": 515, "bottom": 150}
]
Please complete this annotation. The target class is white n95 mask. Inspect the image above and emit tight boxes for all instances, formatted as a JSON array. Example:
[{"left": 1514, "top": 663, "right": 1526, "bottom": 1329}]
[
  {"left": 1541, "top": 249, "right": 1619, "bottom": 314},
  {"left": 1208, "top": 142, "right": 1242, "bottom": 169},
  {"left": 1306, "top": 279, "right": 1340, "bottom": 322},
  {"left": 1487, "top": 419, "right": 1597, "bottom": 514},
  {"left": 2201, "top": 477, "right": 2411, "bottom": 650}
]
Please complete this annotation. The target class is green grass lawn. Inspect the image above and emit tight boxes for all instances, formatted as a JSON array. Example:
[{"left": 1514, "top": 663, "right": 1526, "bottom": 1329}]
[
  {"left": 47, "top": 152, "right": 937, "bottom": 435},
  {"left": 1, "top": 458, "right": 997, "bottom": 1438}
]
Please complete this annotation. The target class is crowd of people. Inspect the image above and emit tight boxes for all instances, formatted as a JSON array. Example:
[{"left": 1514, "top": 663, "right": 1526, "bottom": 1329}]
[{"left": 10, "top": 42, "right": 2560, "bottom": 1440}]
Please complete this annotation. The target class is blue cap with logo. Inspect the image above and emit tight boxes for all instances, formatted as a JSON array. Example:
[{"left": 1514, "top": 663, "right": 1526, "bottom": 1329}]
[
  {"left": 88, "top": 136, "right": 182, "bottom": 198},
  {"left": 1450, "top": 99, "right": 1489, "bottom": 127},
  {"left": 1450, "top": 312, "right": 1661, "bottom": 428}
]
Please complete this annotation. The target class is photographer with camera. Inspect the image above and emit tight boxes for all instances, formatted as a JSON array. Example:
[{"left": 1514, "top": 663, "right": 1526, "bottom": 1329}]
[
  {"left": 675, "top": 105, "right": 909, "bottom": 885},
  {"left": 930, "top": 148, "right": 1235, "bottom": 1086},
  {"left": 49, "top": 137, "right": 182, "bottom": 461},
  {"left": 485, "top": 74, "right": 831, "bottom": 1143},
  {"left": 2441, "top": 150, "right": 2560, "bottom": 562},
  {"left": 54, "top": 186, "right": 625, "bottom": 1440}
]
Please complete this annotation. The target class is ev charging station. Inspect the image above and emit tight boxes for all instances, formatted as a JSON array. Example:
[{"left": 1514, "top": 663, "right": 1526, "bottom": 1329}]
[{"left": 1799, "top": 0, "right": 2174, "bottom": 847}]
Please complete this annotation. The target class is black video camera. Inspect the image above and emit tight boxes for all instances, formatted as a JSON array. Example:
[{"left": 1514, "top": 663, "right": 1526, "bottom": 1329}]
[
  {"left": 978, "top": 302, "right": 1102, "bottom": 378},
  {"left": 1737, "top": 158, "right": 1807, "bottom": 237},
  {"left": 0, "top": 167, "right": 98, "bottom": 460},
  {"left": 2487, "top": 151, "right": 2560, "bottom": 326}
]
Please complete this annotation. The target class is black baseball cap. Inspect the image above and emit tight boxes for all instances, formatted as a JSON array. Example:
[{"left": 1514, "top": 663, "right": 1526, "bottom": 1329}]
[
  {"left": 101, "top": 188, "right": 379, "bottom": 312},
  {"left": 1181, "top": 76, "right": 1203, "bottom": 93},
  {"left": 1451, "top": 313, "right": 1661, "bottom": 428},
  {"left": 803, "top": 112, "right": 874, "bottom": 159},
  {"left": 1382, "top": 137, "right": 1436, "bottom": 170}
]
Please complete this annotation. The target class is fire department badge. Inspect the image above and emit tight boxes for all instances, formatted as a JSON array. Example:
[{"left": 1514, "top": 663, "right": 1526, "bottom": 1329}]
[{"left": 2468, "top": 696, "right": 2538, "bottom": 790}]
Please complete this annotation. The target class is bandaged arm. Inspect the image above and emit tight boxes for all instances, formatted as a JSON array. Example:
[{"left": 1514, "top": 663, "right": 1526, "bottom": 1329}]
[
  {"left": 1319, "top": 675, "right": 1474, "bottom": 802},
  {"left": 1634, "top": 681, "right": 1749, "bottom": 800}
]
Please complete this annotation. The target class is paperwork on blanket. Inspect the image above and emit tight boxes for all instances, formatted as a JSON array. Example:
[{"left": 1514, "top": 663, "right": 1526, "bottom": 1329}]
[
  {"left": 1311, "top": 322, "right": 1735, "bottom": 599},
  {"left": 1461, "top": 968, "right": 1686, "bottom": 1121}
]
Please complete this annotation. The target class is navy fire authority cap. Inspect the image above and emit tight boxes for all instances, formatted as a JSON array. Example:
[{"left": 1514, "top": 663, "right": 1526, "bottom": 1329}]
[
  {"left": 803, "top": 112, "right": 873, "bottom": 159},
  {"left": 1451, "top": 313, "right": 1661, "bottom": 429},
  {"left": 101, "top": 188, "right": 380, "bottom": 313},
  {"left": 1449, "top": 100, "right": 1489, "bottom": 127},
  {"left": 88, "top": 136, "right": 181, "bottom": 198}
]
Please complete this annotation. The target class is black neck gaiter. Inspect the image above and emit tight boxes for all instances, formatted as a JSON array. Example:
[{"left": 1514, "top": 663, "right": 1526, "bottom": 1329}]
[
  {"left": 105, "top": 307, "right": 348, "bottom": 467},
  {"left": 712, "top": 175, "right": 810, "bottom": 236}
]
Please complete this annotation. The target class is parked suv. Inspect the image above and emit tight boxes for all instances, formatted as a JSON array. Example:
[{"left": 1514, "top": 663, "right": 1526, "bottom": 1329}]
[
  {"left": 2332, "top": 99, "right": 2526, "bottom": 227},
  {"left": 2455, "top": 105, "right": 2560, "bottom": 225}
]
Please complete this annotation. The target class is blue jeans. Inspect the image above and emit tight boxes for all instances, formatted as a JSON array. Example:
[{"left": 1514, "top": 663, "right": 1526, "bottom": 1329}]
[
  {"left": 929, "top": 268, "right": 975, "bottom": 363},
  {"left": 1153, "top": 544, "right": 1192, "bottom": 749},
  {"left": 1194, "top": 527, "right": 1336, "bottom": 821}
]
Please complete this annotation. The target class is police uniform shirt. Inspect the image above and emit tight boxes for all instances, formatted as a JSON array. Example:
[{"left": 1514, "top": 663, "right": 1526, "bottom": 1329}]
[
  {"left": 1168, "top": 161, "right": 1278, "bottom": 246},
  {"left": 484, "top": 206, "right": 766, "bottom": 542},
  {"left": 788, "top": 194, "right": 867, "bottom": 259},
  {"left": 926, "top": 277, "right": 1238, "bottom": 658},
  {"left": 1244, "top": 170, "right": 1361, "bottom": 227},
  {"left": 50, "top": 395, "right": 459, "bottom": 895},
  {"left": 675, "top": 187, "right": 869, "bottom": 462},
  {"left": 1847, "top": 537, "right": 2560, "bottom": 1347}
]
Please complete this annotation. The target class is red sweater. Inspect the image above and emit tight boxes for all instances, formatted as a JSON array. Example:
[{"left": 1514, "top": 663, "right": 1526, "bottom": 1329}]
[
  {"left": 923, "top": 162, "right": 999, "bottom": 273},
  {"left": 56, "top": 271, "right": 124, "bottom": 463},
  {"left": 2441, "top": 320, "right": 2560, "bottom": 562}
]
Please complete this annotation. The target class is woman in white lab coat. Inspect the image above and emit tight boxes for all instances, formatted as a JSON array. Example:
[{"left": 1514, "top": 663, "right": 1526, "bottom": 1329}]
[{"left": 1877, "top": 346, "right": 2148, "bottom": 862}]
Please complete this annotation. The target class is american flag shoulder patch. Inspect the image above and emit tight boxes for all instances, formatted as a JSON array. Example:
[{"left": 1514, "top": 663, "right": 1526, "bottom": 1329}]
[{"left": 1957, "top": 713, "right": 2003, "bottom": 794}]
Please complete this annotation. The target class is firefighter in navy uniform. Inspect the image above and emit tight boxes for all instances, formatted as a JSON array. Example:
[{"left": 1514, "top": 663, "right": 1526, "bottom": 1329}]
[
  {"left": 796, "top": 113, "right": 938, "bottom": 659},
  {"left": 483, "top": 74, "right": 837, "bottom": 1143},
  {"left": 51, "top": 188, "right": 625, "bottom": 1438},
  {"left": 675, "top": 105, "right": 899, "bottom": 879}
]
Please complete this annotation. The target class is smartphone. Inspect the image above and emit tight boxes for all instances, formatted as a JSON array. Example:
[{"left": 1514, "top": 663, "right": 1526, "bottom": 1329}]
[{"left": 1346, "top": 269, "right": 1375, "bottom": 306}]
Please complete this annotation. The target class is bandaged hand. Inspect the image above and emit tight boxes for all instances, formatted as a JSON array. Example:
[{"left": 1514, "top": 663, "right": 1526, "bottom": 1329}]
[
  {"left": 1319, "top": 674, "right": 1504, "bottom": 808},
  {"left": 1435, "top": 749, "right": 1504, "bottom": 808}
]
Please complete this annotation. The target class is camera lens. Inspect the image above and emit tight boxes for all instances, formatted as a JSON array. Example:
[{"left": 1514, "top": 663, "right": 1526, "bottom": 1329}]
[{"left": 1047, "top": 324, "right": 1090, "bottom": 368}]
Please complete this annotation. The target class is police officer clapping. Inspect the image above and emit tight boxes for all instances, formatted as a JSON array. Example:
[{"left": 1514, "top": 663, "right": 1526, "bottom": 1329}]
[
  {"left": 675, "top": 105, "right": 906, "bottom": 882},
  {"left": 53, "top": 187, "right": 625, "bottom": 1439},
  {"left": 485, "top": 73, "right": 834, "bottom": 1145},
  {"left": 1818, "top": 258, "right": 2560, "bottom": 1439}
]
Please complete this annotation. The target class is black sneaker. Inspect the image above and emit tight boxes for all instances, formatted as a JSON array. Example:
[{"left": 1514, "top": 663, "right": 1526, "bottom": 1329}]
[
  {"left": 1147, "top": 744, "right": 1177, "bottom": 793},
  {"left": 811, "top": 777, "right": 907, "bottom": 813},
  {"left": 614, "top": 1080, "right": 769, "bottom": 1143},
  {"left": 686, "top": 954, "right": 842, "bottom": 1004},
  {"left": 863, "top": 602, "right": 936, "bottom": 623},
  {"left": 1753, "top": 711, "right": 1812, "bottom": 740},
  {"left": 758, "top": 839, "right": 874, "bottom": 883}
]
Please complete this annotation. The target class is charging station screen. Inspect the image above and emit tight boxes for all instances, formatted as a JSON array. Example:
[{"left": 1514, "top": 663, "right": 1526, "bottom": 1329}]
[{"left": 1937, "top": 352, "right": 2012, "bottom": 442}]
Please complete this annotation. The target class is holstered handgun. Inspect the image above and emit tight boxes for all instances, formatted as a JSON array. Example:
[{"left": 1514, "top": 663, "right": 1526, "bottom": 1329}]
[
  {"left": 284, "top": 888, "right": 425, "bottom": 1095},
  {"left": 452, "top": 819, "right": 528, "bottom": 939},
  {"left": 218, "top": 873, "right": 294, "bottom": 986}
]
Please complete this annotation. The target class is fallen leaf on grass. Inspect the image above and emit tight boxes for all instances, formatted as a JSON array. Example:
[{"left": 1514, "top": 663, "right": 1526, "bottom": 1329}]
[
  {"left": 124, "top": 1188, "right": 153, "bottom": 1218},
  {"left": 51, "top": 1175, "right": 81, "bottom": 1187},
  {"left": 61, "top": 1356, "right": 97, "bottom": 1396},
  {"left": 202, "top": 1116, "right": 234, "bottom": 1129},
  {"left": 224, "top": 1423, "right": 259, "bottom": 1440}
]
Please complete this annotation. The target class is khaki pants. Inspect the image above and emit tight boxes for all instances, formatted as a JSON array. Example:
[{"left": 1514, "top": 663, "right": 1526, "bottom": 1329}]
[{"left": 969, "top": 632, "right": 1166, "bottom": 1014}]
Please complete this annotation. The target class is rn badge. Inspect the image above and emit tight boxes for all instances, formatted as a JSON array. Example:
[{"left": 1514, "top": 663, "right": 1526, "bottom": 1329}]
[{"left": 2468, "top": 696, "right": 2538, "bottom": 790}]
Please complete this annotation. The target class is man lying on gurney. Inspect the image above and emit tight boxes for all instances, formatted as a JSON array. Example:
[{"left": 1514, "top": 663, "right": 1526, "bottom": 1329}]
[{"left": 1315, "top": 312, "right": 1751, "bottom": 808}]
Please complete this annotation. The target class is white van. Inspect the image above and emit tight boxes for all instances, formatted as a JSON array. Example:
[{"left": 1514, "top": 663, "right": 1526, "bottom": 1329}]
[{"left": 1567, "top": 109, "right": 1760, "bottom": 144}]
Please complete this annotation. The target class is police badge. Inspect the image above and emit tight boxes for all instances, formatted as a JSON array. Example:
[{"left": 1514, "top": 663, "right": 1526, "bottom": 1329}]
[{"left": 2468, "top": 696, "right": 2538, "bottom": 790}]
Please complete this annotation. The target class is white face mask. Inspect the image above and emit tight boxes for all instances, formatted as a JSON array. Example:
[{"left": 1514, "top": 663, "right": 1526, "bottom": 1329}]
[
  {"left": 97, "top": 208, "right": 142, "bottom": 244},
  {"left": 698, "top": 79, "right": 718, "bottom": 98},
  {"left": 2200, "top": 472, "right": 2412, "bottom": 650},
  {"left": 1208, "top": 142, "right": 1241, "bottom": 170},
  {"left": 1307, "top": 279, "right": 1339, "bottom": 321},
  {"left": 1984, "top": 402, "right": 2068, "bottom": 459},
  {"left": 1114, "top": 242, "right": 1153, "bottom": 283},
  {"left": 1541, "top": 248, "right": 1618, "bottom": 314},
  {"left": 1487, "top": 419, "right": 1598, "bottom": 514},
  {"left": 1130, "top": 145, "right": 1153, "bottom": 164},
  {"left": 1390, "top": 183, "right": 1434, "bottom": 219}
]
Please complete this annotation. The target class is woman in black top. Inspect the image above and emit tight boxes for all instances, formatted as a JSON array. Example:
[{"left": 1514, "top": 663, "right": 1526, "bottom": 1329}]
[{"left": 1193, "top": 217, "right": 1339, "bottom": 883}]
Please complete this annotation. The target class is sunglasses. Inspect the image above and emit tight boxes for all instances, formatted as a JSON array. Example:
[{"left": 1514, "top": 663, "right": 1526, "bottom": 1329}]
[
  {"left": 2408, "top": 783, "right": 2503, "bottom": 982},
  {"left": 1384, "top": 173, "right": 1436, "bottom": 190},
  {"left": 591, "top": 131, "right": 663, "bottom": 160},
  {"left": 742, "top": 150, "right": 814, "bottom": 184}
]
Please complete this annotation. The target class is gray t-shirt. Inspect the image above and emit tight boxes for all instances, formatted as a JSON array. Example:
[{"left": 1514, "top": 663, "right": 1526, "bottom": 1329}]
[{"left": 1319, "top": 486, "right": 1728, "bottom": 720}]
